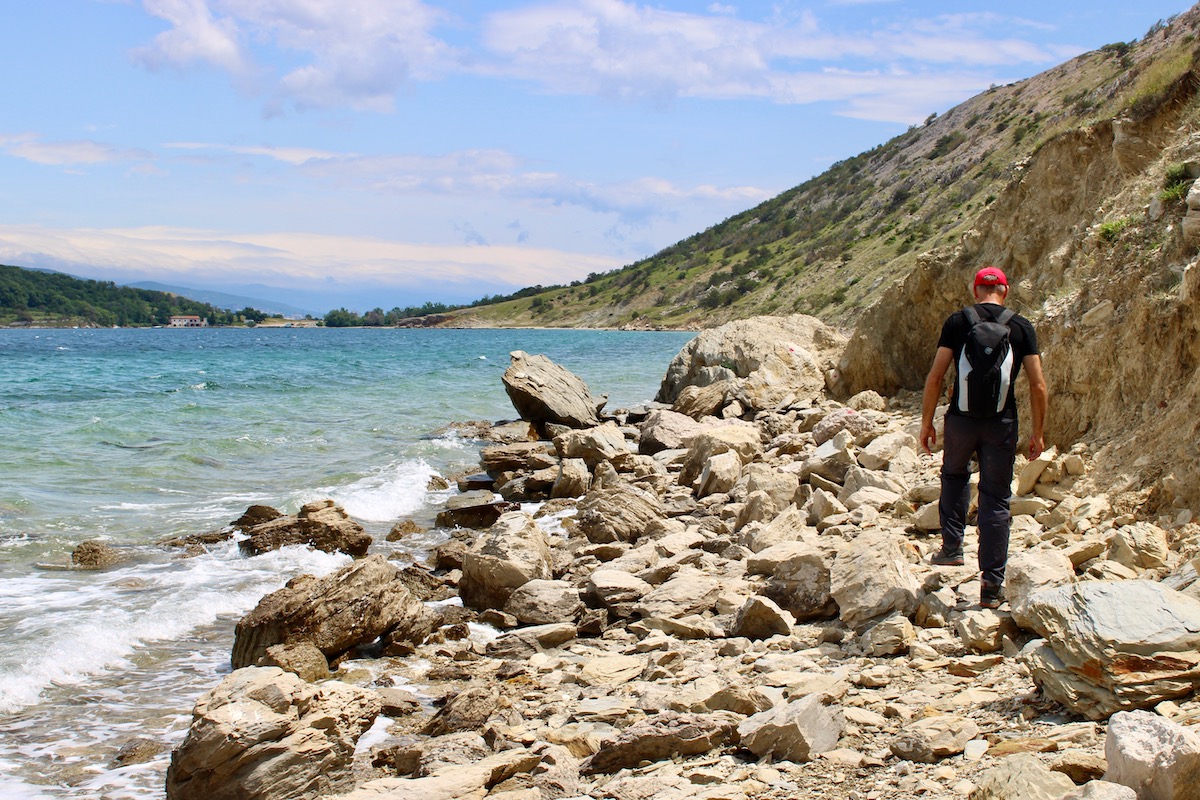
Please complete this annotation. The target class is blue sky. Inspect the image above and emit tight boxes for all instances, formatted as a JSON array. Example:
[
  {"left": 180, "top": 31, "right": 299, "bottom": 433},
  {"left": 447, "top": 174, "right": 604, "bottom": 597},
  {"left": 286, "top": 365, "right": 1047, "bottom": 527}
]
[{"left": 0, "top": 0, "right": 1192, "bottom": 314}]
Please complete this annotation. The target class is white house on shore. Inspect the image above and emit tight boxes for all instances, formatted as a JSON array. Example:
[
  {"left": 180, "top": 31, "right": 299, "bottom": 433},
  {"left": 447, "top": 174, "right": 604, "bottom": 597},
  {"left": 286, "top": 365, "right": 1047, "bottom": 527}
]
[{"left": 168, "top": 315, "right": 207, "bottom": 327}]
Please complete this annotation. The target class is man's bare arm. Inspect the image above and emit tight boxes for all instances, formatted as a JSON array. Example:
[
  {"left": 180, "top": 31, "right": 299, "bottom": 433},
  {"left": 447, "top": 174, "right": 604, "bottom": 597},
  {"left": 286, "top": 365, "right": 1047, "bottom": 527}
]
[
  {"left": 1023, "top": 354, "right": 1047, "bottom": 459},
  {"left": 920, "top": 346, "right": 954, "bottom": 454}
]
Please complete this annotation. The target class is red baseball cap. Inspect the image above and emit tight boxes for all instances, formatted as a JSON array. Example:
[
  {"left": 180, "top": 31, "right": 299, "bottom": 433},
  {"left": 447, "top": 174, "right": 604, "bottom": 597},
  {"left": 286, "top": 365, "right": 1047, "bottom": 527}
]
[{"left": 974, "top": 267, "right": 1008, "bottom": 288}]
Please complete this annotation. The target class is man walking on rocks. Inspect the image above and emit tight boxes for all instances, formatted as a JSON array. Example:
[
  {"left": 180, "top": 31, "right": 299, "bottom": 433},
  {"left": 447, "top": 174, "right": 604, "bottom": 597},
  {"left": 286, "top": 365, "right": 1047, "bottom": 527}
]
[{"left": 919, "top": 267, "right": 1047, "bottom": 609}]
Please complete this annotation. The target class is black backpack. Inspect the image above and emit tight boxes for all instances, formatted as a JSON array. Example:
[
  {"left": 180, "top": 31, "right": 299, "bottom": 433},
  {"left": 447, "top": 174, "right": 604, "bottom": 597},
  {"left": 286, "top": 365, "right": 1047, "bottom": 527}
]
[{"left": 955, "top": 305, "right": 1016, "bottom": 418}]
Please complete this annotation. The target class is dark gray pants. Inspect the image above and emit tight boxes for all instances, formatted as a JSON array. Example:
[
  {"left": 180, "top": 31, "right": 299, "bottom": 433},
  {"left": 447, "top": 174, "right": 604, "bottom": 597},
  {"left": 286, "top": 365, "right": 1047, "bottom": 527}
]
[{"left": 939, "top": 413, "right": 1018, "bottom": 587}]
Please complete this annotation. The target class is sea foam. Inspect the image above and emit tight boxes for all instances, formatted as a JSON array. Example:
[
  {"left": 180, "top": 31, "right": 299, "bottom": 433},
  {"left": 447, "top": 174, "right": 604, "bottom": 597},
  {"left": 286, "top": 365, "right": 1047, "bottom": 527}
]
[
  {"left": 0, "top": 541, "right": 349, "bottom": 714},
  {"left": 315, "top": 459, "right": 438, "bottom": 522}
]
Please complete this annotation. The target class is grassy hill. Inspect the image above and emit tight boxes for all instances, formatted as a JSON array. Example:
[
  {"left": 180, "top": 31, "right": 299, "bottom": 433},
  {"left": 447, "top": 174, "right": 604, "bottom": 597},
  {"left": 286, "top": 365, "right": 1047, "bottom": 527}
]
[{"left": 440, "top": 12, "right": 1195, "bottom": 331}]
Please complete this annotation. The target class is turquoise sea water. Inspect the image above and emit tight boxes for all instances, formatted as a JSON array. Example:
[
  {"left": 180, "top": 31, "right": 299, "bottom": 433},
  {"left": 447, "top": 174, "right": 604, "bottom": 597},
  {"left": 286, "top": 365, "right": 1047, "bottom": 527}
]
[{"left": 0, "top": 326, "right": 694, "bottom": 799}]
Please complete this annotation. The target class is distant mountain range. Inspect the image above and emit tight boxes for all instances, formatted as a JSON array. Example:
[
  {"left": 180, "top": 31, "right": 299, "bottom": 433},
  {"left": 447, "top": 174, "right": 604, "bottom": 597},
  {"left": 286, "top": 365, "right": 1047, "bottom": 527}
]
[{"left": 125, "top": 281, "right": 316, "bottom": 318}]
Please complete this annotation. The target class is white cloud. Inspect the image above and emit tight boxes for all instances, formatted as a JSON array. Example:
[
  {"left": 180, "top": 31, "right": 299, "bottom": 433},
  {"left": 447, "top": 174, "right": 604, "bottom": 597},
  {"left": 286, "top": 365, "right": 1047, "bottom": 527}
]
[
  {"left": 475, "top": 1, "right": 1070, "bottom": 120},
  {"left": 165, "top": 141, "right": 772, "bottom": 224},
  {"left": 133, "top": 0, "right": 247, "bottom": 73},
  {"left": 133, "top": 0, "right": 456, "bottom": 111},
  {"left": 126, "top": 0, "right": 1076, "bottom": 123},
  {"left": 0, "top": 223, "right": 624, "bottom": 292},
  {"left": 0, "top": 134, "right": 152, "bottom": 166},
  {"left": 165, "top": 141, "right": 342, "bottom": 165}
]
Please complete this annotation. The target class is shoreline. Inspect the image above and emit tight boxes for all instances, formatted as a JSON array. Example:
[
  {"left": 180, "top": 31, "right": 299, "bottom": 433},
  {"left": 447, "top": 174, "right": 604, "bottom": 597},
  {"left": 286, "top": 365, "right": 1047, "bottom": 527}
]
[{"left": 161, "top": 334, "right": 1200, "bottom": 800}]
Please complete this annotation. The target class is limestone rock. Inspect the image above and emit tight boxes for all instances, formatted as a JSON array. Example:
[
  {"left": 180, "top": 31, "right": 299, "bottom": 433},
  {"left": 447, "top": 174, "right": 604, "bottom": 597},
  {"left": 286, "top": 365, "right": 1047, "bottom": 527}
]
[
  {"left": 741, "top": 504, "right": 817, "bottom": 552},
  {"left": 956, "top": 609, "right": 1009, "bottom": 654},
  {"left": 1108, "top": 522, "right": 1170, "bottom": 571},
  {"left": 421, "top": 687, "right": 500, "bottom": 736},
  {"left": 576, "top": 484, "right": 665, "bottom": 544},
  {"left": 583, "top": 711, "right": 739, "bottom": 774},
  {"left": 332, "top": 748, "right": 542, "bottom": 800},
  {"left": 1019, "top": 581, "right": 1200, "bottom": 719},
  {"left": 407, "top": 732, "right": 492, "bottom": 777},
  {"left": 848, "top": 390, "right": 886, "bottom": 411},
  {"left": 970, "top": 752, "right": 1077, "bottom": 800},
  {"left": 237, "top": 501, "right": 371, "bottom": 558},
  {"left": 703, "top": 684, "right": 775, "bottom": 716},
  {"left": 890, "top": 715, "right": 979, "bottom": 763},
  {"left": 732, "top": 595, "right": 795, "bottom": 640},
  {"left": 830, "top": 531, "right": 920, "bottom": 631},
  {"left": 551, "top": 457, "right": 592, "bottom": 498},
  {"left": 478, "top": 441, "right": 558, "bottom": 473},
  {"left": 459, "top": 511, "right": 553, "bottom": 611},
  {"left": 1006, "top": 549, "right": 1076, "bottom": 630},
  {"left": 634, "top": 572, "right": 722, "bottom": 620},
  {"left": 638, "top": 409, "right": 708, "bottom": 454},
  {"left": 672, "top": 382, "right": 733, "bottom": 418},
  {"left": 557, "top": 422, "right": 630, "bottom": 465},
  {"left": 859, "top": 431, "right": 912, "bottom": 470},
  {"left": 586, "top": 569, "right": 653, "bottom": 618},
  {"left": 812, "top": 408, "right": 876, "bottom": 446},
  {"left": 260, "top": 642, "right": 330, "bottom": 682},
  {"left": 656, "top": 315, "right": 845, "bottom": 409},
  {"left": 1060, "top": 782, "right": 1137, "bottom": 800},
  {"left": 862, "top": 613, "right": 915, "bottom": 657},
  {"left": 502, "top": 350, "right": 605, "bottom": 428},
  {"left": 165, "top": 666, "right": 378, "bottom": 800},
  {"left": 738, "top": 693, "right": 845, "bottom": 762},
  {"left": 696, "top": 450, "right": 743, "bottom": 498},
  {"left": 231, "top": 555, "right": 434, "bottom": 669},
  {"left": 679, "top": 425, "right": 763, "bottom": 490},
  {"left": 1017, "top": 448, "right": 1058, "bottom": 496},
  {"left": 1103, "top": 709, "right": 1200, "bottom": 800},
  {"left": 916, "top": 586, "right": 959, "bottom": 628},
  {"left": 502, "top": 579, "right": 584, "bottom": 625},
  {"left": 110, "top": 737, "right": 167, "bottom": 768},
  {"left": 578, "top": 655, "right": 644, "bottom": 686},
  {"left": 435, "top": 490, "right": 519, "bottom": 529}
]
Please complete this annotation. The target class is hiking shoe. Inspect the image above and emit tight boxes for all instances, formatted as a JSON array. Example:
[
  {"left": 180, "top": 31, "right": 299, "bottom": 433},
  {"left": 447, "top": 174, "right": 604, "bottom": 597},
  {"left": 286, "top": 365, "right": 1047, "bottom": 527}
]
[
  {"left": 980, "top": 583, "right": 1004, "bottom": 609},
  {"left": 930, "top": 549, "right": 965, "bottom": 566}
]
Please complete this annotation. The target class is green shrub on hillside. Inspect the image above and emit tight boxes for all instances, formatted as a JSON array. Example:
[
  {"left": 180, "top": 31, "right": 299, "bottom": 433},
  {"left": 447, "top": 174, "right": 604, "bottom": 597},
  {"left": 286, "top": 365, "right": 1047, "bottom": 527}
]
[{"left": 1161, "top": 163, "right": 1193, "bottom": 202}]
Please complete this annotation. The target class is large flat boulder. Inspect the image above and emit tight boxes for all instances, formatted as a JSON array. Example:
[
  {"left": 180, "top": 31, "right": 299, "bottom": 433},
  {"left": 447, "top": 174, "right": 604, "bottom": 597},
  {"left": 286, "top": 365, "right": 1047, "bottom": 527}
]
[
  {"left": 165, "top": 666, "right": 378, "bottom": 800},
  {"left": 231, "top": 555, "right": 434, "bottom": 669},
  {"left": 1019, "top": 580, "right": 1200, "bottom": 719},
  {"left": 502, "top": 351, "right": 606, "bottom": 428}
]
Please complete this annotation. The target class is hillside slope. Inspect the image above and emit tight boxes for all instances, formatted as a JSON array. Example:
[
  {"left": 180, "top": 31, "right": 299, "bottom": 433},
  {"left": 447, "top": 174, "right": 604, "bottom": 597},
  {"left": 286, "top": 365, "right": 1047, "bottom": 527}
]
[
  {"left": 837, "top": 26, "right": 1200, "bottom": 516},
  {"left": 442, "top": 10, "right": 1195, "bottom": 332},
  {"left": 447, "top": 7, "right": 1200, "bottom": 512}
]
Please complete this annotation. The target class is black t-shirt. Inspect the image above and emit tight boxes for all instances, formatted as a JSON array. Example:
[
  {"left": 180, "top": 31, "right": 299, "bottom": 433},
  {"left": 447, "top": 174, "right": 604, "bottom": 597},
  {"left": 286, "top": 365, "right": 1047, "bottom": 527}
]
[{"left": 937, "top": 302, "right": 1039, "bottom": 419}]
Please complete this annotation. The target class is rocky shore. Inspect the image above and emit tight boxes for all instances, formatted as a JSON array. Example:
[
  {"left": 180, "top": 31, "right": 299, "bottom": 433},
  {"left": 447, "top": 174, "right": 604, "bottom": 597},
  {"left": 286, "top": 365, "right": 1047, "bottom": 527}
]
[{"left": 163, "top": 315, "right": 1200, "bottom": 800}]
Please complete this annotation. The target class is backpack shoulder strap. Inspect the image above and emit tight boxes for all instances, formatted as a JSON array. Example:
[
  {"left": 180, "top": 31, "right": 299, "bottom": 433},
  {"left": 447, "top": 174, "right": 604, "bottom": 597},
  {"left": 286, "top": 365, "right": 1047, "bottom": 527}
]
[
  {"left": 962, "top": 305, "right": 981, "bottom": 326},
  {"left": 996, "top": 308, "right": 1015, "bottom": 327}
]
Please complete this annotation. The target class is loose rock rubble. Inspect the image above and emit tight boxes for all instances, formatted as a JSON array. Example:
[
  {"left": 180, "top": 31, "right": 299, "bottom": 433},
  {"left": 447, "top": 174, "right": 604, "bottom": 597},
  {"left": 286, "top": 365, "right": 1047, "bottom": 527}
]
[{"left": 165, "top": 317, "right": 1200, "bottom": 800}]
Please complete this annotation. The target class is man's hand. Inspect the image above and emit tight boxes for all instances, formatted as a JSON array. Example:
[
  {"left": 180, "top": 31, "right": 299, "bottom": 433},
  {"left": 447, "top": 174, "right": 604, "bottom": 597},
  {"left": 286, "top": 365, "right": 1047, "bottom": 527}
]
[
  {"left": 1028, "top": 433, "right": 1045, "bottom": 461},
  {"left": 920, "top": 422, "right": 937, "bottom": 455}
]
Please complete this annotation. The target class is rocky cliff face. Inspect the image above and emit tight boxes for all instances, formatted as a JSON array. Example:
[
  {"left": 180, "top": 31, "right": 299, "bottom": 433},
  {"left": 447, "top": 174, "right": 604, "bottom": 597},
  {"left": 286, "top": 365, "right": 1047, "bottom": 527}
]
[{"left": 838, "top": 18, "right": 1200, "bottom": 514}]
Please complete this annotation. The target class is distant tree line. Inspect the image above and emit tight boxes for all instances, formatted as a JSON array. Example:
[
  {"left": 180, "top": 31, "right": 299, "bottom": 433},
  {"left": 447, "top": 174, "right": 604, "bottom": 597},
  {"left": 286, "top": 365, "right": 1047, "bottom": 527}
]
[
  {"left": 0, "top": 264, "right": 264, "bottom": 327},
  {"left": 324, "top": 275, "right": 632, "bottom": 327}
]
